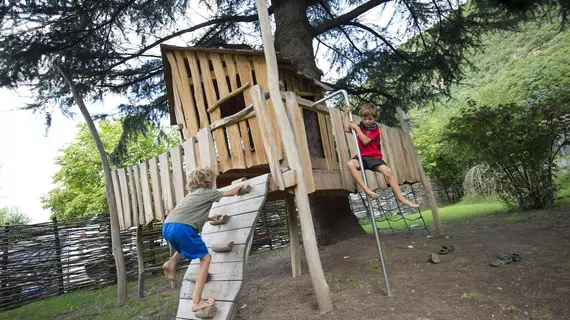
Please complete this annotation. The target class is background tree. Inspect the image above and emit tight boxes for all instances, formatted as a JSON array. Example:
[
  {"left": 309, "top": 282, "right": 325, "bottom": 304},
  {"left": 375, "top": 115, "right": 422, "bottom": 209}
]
[
  {"left": 443, "top": 88, "right": 570, "bottom": 210},
  {"left": 42, "top": 119, "right": 180, "bottom": 220},
  {"left": 0, "top": 206, "right": 32, "bottom": 226},
  {"left": 1, "top": 0, "right": 568, "bottom": 245}
]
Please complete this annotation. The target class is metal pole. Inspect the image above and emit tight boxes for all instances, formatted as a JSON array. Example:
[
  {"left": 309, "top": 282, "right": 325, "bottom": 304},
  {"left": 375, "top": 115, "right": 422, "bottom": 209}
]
[{"left": 311, "top": 90, "right": 392, "bottom": 296}]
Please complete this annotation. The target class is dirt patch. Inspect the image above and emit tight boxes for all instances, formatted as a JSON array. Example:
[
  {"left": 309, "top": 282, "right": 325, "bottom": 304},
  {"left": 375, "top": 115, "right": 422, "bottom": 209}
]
[{"left": 236, "top": 208, "right": 570, "bottom": 319}]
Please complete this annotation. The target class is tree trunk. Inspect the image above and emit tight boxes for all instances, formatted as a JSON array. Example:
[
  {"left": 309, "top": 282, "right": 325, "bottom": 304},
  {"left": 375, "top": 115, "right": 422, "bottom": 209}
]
[
  {"left": 54, "top": 63, "right": 128, "bottom": 305},
  {"left": 273, "top": 0, "right": 323, "bottom": 79},
  {"left": 274, "top": 3, "right": 367, "bottom": 246},
  {"left": 309, "top": 196, "right": 367, "bottom": 246}
]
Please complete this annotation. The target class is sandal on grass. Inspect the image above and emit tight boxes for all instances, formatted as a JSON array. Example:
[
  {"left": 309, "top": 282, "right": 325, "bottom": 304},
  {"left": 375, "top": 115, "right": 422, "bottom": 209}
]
[{"left": 490, "top": 254, "right": 513, "bottom": 267}]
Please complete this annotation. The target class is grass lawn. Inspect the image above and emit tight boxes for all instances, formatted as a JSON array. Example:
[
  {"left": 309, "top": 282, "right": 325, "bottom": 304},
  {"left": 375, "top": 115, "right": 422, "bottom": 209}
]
[
  {"left": 360, "top": 195, "right": 509, "bottom": 233},
  {"left": 0, "top": 272, "right": 181, "bottom": 320},
  {"left": 361, "top": 183, "right": 570, "bottom": 233}
]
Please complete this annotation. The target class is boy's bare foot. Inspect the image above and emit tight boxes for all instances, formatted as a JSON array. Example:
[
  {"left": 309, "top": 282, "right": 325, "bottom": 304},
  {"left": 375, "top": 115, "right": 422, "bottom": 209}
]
[
  {"left": 365, "top": 189, "right": 379, "bottom": 199},
  {"left": 192, "top": 297, "right": 215, "bottom": 312},
  {"left": 398, "top": 198, "right": 420, "bottom": 208},
  {"left": 162, "top": 261, "right": 176, "bottom": 281}
]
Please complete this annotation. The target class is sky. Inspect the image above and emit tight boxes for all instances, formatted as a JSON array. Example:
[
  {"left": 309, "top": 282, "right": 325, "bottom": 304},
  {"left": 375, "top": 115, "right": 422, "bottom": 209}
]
[{"left": 0, "top": 1, "right": 402, "bottom": 224}]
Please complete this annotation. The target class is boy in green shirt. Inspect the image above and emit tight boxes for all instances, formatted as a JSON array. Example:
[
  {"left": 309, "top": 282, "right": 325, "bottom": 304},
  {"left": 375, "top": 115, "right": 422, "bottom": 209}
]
[{"left": 162, "top": 167, "right": 244, "bottom": 313}]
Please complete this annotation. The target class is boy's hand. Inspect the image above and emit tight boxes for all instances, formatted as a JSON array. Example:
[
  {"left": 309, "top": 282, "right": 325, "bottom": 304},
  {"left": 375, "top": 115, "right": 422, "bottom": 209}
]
[
  {"left": 348, "top": 121, "right": 359, "bottom": 130},
  {"left": 345, "top": 105, "right": 353, "bottom": 113}
]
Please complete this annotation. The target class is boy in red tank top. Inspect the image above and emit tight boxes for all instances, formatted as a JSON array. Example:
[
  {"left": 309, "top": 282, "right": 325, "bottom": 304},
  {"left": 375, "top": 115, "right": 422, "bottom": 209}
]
[{"left": 344, "top": 104, "right": 419, "bottom": 208}]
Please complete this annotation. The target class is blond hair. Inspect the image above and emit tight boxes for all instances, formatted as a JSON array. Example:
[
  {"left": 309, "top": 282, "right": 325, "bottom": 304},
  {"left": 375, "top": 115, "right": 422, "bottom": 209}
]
[
  {"left": 359, "top": 103, "right": 378, "bottom": 118},
  {"left": 186, "top": 167, "right": 216, "bottom": 192}
]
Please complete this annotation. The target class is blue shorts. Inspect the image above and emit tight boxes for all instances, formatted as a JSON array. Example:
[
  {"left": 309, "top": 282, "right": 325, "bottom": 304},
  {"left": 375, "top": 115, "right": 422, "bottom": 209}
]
[{"left": 162, "top": 222, "right": 209, "bottom": 260}]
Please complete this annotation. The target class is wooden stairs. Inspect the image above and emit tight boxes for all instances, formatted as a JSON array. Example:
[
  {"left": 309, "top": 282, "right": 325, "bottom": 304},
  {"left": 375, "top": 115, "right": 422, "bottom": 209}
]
[{"left": 175, "top": 174, "right": 270, "bottom": 320}]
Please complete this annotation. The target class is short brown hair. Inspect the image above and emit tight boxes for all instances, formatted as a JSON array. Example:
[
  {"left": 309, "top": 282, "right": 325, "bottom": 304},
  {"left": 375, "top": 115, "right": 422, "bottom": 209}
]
[
  {"left": 186, "top": 167, "right": 216, "bottom": 192},
  {"left": 359, "top": 103, "right": 378, "bottom": 118}
]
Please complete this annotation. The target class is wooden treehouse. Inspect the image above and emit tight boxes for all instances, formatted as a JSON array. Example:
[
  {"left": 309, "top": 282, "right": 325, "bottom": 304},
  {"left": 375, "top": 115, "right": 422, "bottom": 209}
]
[
  {"left": 160, "top": 44, "right": 424, "bottom": 194},
  {"left": 109, "top": 44, "right": 437, "bottom": 319}
]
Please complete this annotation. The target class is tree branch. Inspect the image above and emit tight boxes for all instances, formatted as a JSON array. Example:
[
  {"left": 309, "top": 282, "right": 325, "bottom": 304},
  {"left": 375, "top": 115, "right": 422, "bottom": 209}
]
[
  {"left": 103, "top": 8, "right": 273, "bottom": 73},
  {"left": 345, "top": 22, "right": 412, "bottom": 64},
  {"left": 318, "top": 0, "right": 362, "bottom": 55},
  {"left": 313, "top": 0, "right": 392, "bottom": 36},
  {"left": 315, "top": 37, "right": 356, "bottom": 65}
]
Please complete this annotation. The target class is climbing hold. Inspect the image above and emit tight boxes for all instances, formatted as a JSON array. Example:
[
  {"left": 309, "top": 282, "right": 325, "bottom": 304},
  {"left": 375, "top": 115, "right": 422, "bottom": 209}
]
[
  {"left": 195, "top": 306, "right": 217, "bottom": 319},
  {"left": 231, "top": 177, "right": 248, "bottom": 185},
  {"left": 188, "top": 272, "right": 212, "bottom": 283},
  {"left": 210, "top": 215, "right": 229, "bottom": 226},
  {"left": 238, "top": 184, "right": 252, "bottom": 195},
  {"left": 212, "top": 241, "right": 235, "bottom": 253}
]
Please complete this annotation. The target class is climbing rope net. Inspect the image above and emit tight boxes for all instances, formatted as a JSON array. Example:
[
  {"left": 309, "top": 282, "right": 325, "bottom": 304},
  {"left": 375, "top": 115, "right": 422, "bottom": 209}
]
[{"left": 349, "top": 183, "right": 430, "bottom": 234}]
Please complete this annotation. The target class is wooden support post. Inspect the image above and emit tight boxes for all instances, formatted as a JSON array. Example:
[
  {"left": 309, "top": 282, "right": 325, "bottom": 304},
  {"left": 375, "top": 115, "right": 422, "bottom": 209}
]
[
  {"left": 396, "top": 108, "right": 444, "bottom": 236},
  {"left": 286, "top": 195, "right": 301, "bottom": 278},
  {"left": 254, "top": 0, "right": 333, "bottom": 312},
  {"left": 52, "top": 218, "right": 64, "bottom": 295},
  {"left": 250, "top": 87, "right": 286, "bottom": 191},
  {"left": 136, "top": 225, "right": 145, "bottom": 298}
]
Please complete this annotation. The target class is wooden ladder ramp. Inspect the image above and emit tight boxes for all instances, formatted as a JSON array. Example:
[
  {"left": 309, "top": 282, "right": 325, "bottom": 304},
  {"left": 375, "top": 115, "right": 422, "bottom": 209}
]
[{"left": 176, "top": 174, "right": 270, "bottom": 320}]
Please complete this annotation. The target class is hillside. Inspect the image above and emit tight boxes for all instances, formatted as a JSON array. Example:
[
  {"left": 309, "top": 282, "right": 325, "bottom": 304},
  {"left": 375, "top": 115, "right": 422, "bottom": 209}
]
[{"left": 410, "top": 16, "right": 570, "bottom": 197}]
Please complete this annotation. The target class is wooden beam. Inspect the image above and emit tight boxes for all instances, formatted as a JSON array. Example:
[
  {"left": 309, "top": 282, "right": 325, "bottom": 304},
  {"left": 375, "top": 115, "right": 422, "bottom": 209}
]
[
  {"left": 268, "top": 169, "right": 297, "bottom": 193},
  {"left": 250, "top": 85, "right": 285, "bottom": 191},
  {"left": 255, "top": 0, "right": 333, "bottom": 311},
  {"left": 396, "top": 107, "right": 444, "bottom": 236},
  {"left": 196, "top": 127, "right": 218, "bottom": 174},
  {"left": 286, "top": 195, "right": 301, "bottom": 278},
  {"left": 209, "top": 104, "right": 255, "bottom": 131},
  {"left": 285, "top": 95, "right": 315, "bottom": 193},
  {"left": 312, "top": 169, "right": 344, "bottom": 191},
  {"left": 284, "top": 93, "right": 329, "bottom": 114},
  {"left": 207, "top": 82, "right": 251, "bottom": 113}
]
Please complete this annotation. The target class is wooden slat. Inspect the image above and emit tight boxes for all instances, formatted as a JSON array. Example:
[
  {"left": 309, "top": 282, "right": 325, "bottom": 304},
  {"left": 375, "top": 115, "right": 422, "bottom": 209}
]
[
  {"left": 197, "top": 127, "right": 218, "bottom": 173},
  {"left": 201, "top": 228, "right": 251, "bottom": 247},
  {"left": 177, "top": 300, "right": 235, "bottom": 320},
  {"left": 182, "top": 137, "right": 198, "bottom": 174},
  {"left": 111, "top": 170, "right": 125, "bottom": 230},
  {"left": 252, "top": 56, "right": 283, "bottom": 160},
  {"left": 209, "top": 53, "right": 232, "bottom": 173},
  {"left": 250, "top": 86, "right": 285, "bottom": 190},
  {"left": 139, "top": 161, "right": 154, "bottom": 225},
  {"left": 184, "top": 261, "right": 244, "bottom": 282},
  {"left": 325, "top": 115, "right": 339, "bottom": 169},
  {"left": 148, "top": 157, "right": 165, "bottom": 222},
  {"left": 132, "top": 165, "right": 145, "bottom": 225},
  {"left": 180, "top": 280, "right": 242, "bottom": 301},
  {"left": 190, "top": 245, "right": 247, "bottom": 264},
  {"left": 117, "top": 168, "right": 132, "bottom": 229},
  {"left": 227, "top": 53, "right": 253, "bottom": 168},
  {"left": 127, "top": 166, "right": 140, "bottom": 226},
  {"left": 235, "top": 55, "right": 265, "bottom": 166},
  {"left": 318, "top": 113, "right": 334, "bottom": 170},
  {"left": 171, "top": 79, "right": 189, "bottom": 139},
  {"left": 208, "top": 196, "right": 265, "bottom": 217},
  {"left": 284, "top": 94, "right": 315, "bottom": 193},
  {"left": 201, "top": 211, "right": 260, "bottom": 235},
  {"left": 175, "top": 51, "right": 200, "bottom": 136},
  {"left": 329, "top": 109, "right": 355, "bottom": 191},
  {"left": 185, "top": 51, "right": 209, "bottom": 127},
  {"left": 159, "top": 153, "right": 175, "bottom": 215},
  {"left": 170, "top": 146, "right": 186, "bottom": 205}
]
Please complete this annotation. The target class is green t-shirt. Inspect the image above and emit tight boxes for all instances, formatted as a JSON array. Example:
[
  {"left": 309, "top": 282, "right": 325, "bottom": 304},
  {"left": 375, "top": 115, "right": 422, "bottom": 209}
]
[{"left": 164, "top": 188, "right": 224, "bottom": 233}]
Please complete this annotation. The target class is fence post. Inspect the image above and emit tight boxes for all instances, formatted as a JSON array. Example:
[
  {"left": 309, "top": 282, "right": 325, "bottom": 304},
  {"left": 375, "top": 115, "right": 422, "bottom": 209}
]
[
  {"left": 1, "top": 224, "right": 9, "bottom": 303},
  {"left": 52, "top": 218, "right": 65, "bottom": 295}
]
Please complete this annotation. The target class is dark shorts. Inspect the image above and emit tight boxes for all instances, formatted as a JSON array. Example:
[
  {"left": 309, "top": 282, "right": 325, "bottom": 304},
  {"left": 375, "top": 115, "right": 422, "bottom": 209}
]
[
  {"left": 162, "top": 222, "right": 209, "bottom": 260},
  {"left": 352, "top": 156, "right": 387, "bottom": 171}
]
